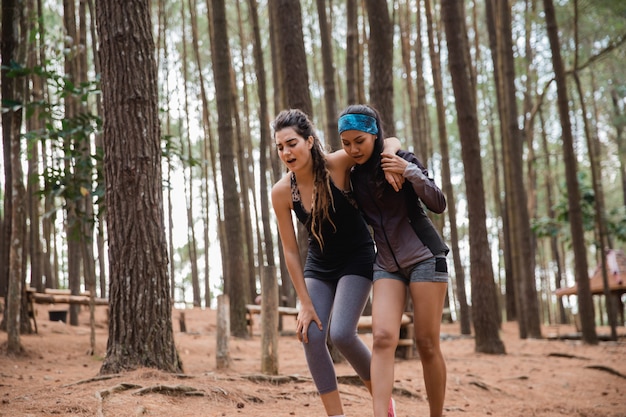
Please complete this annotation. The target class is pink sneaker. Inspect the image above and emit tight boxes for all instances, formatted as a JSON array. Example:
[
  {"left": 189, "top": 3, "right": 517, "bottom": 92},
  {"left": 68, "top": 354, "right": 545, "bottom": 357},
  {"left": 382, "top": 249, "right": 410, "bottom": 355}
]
[{"left": 388, "top": 398, "right": 396, "bottom": 417}]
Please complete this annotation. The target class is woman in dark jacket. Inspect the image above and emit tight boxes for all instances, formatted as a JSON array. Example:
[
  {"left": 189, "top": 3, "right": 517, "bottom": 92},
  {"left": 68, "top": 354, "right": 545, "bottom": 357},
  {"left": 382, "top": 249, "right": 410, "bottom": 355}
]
[{"left": 339, "top": 104, "right": 449, "bottom": 417}]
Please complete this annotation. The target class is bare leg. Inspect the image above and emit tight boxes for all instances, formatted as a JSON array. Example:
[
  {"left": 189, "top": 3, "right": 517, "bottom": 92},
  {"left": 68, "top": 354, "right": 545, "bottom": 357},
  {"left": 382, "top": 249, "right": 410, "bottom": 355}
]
[
  {"left": 320, "top": 390, "right": 343, "bottom": 416},
  {"left": 371, "top": 278, "right": 406, "bottom": 417},
  {"left": 410, "top": 282, "right": 448, "bottom": 417}
]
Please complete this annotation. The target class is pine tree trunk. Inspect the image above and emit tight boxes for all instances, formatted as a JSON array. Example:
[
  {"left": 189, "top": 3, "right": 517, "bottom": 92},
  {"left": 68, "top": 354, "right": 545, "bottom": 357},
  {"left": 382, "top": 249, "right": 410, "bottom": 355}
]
[
  {"left": 411, "top": 0, "right": 432, "bottom": 163},
  {"left": 364, "top": 0, "right": 395, "bottom": 135},
  {"left": 346, "top": 0, "right": 359, "bottom": 105},
  {"left": 486, "top": 0, "right": 541, "bottom": 339},
  {"left": 3, "top": 0, "right": 29, "bottom": 349},
  {"left": 189, "top": 0, "right": 214, "bottom": 305},
  {"left": 232, "top": 3, "right": 258, "bottom": 303},
  {"left": 210, "top": 0, "right": 250, "bottom": 338},
  {"left": 610, "top": 89, "right": 626, "bottom": 206},
  {"left": 247, "top": 0, "right": 280, "bottom": 374},
  {"left": 97, "top": 0, "right": 182, "bottom": 374},
  {"left": 316, "top": 0, "right": 340, "bottom": 150},
  {"left": 274, "top": 0, "right": 313, "bottom": 308},
  {"left": 441, "top": 0, "right": 504, "bottom": 354},
  {"left": 573, "top": 72, "right": 617, "bottom": 340},
  {"left": 398, "top": 2, "right": 422, "bottom": 159},
  {"left": 542, "top": 0, "right": 597, "bottom": 345},
  {"left": 25, "top": 0, "right": 44, "bottom": 294},
  {"left": 204, "top": 0, "right": 231, "bottom": 309},
  {"left": 538, "top": 112, "right": 568, "bottom": 324},
  {"left": 179, "top": 1, "right": 201, "bottom": 308},
  {"left": 62, "top": 0, "right": 87, "bottom": 327},
  {"left": 424, "top": 0, "right": 471, "bottom": 335}
]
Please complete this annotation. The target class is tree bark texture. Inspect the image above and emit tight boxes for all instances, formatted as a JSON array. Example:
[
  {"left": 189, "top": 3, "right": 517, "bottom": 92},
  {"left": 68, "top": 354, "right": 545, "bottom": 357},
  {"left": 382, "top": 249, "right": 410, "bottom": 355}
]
[
  {"left": 573, "top": 71, "right": 617, "bottom": 340},
  {"left": 410, "top": 0, "right": 432, "bottom": 164},
  {"left": 247, "top": 0, "right": 280, "bottom": 374},
  {"left": 2, "top": 0, "right": 30, "bottom": 351},
  {"left": 610, "top": 89, "right": 626, "bottom": 207},
  {"left": 315, "top": 0, "right": 340, "bottom": 150},
  {"left": 7, "top": 73, "right": 28, "bottom": 351},
  {"left": 424, "top": 0, "right": 471, "bottom": 335},
  {"left": 96, "top": 0, "right": 182, "bottom": 374},
  {"left": 1, "top": 0, "right": 19, "bottom": 305},
  {"left": 346, "top": 0, "right": 358, "bottom": 105},
  {"left": 485, "top": 0, "right": 541, "bottom": 339},
  {"left": 539, "top": 112, "right": 568, "bottom": 324},
  {"left": 26, "top": 13, "right": 44, "bottom": 293},
  {"left": 275, "top": 0, "right": 313, "bottom": 115},
  {"left": 542, "top": 0, "right": 597, "bottom": 345},
  {"left": 274, "top": 0, "right": 313, "bottom": 307},
  {"left": 364, "top": 0, "right": 395, "bottom": 136},
  {"left": 398, "top": 4, "right": 422, "bottom": 159},
  {"left": 230, "top": 16, "right": 257, "bottom": 304},
  {"left": 179, "top": 1, "right": 202, "bottom": 308},
  {"left": 210, "top": 0, "right": 250, "bottom": 338},
  {"left": 441, "top": 0, "right": 505, "bottom": 354}
]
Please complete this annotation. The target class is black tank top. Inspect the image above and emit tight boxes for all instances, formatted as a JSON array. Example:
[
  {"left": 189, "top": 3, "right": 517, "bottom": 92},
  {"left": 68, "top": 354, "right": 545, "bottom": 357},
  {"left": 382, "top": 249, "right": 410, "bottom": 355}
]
[{"left": 291, "top": 172, "right": 375, "bottom": 281}]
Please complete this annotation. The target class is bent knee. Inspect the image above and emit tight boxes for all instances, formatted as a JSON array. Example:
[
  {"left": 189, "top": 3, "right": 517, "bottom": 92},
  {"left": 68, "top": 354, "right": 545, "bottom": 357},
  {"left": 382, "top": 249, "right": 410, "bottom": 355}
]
[
  {"left": 328, "top": 330, "right": 353, "bottom": 349},
  {"left": 415, "top": 336, "right": 440, "bottom": 360},
  {"left": 372, "top": 328, "right": 400, "bottom": 350},
  {"left": 305, "top": 328, "right": 327, "bottom": 346}
]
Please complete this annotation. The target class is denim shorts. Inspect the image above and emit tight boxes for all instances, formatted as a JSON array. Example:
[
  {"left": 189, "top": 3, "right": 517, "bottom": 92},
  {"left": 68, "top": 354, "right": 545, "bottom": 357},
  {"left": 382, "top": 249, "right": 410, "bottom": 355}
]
[{"left": 373, "top": 257, "right": 449, "bottom": 284}]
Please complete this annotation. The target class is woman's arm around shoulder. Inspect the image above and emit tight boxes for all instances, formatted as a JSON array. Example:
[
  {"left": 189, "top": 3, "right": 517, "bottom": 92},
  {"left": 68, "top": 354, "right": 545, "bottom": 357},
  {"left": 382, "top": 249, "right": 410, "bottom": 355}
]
[
  {"left": 328, "top": 136, "right": 404, "bottom": 189},
  {"left": 327, "top": 136, "right": 403, "bottom": 171},
  {"left": 382, "top": 151, "right": 447, "bottom": 213}
]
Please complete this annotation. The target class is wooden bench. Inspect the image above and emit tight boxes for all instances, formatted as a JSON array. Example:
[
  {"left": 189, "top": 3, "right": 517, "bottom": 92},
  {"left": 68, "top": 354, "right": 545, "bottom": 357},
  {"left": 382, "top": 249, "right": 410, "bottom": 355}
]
[
  {"left": 29, "top": 292, "right": 108, "bottom": 306},
  {"left": 356, "top": 313, "right": 412, "bottom": 330},
  {"left": 357, "top": 313, "right": 415, "bottom": 359},
  {"left": 245, "top": 304, "right": 416, "bottom": 358},
  {"left": 26, "top": 287, "right": 108, "bottom": 333},
  {"left": 245, "top": 304, "right": 299, "bottom": 336}
]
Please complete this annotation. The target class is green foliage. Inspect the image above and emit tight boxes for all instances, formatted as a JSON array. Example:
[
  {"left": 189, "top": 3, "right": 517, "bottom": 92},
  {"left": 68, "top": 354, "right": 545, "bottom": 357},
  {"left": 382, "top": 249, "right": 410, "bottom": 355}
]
[
  {"left": 552, "top": 172, "right": 596, "bottom": 232},
  {"left": 2, "top": 60, "right": 103, "bottom": 231},
  {"left": 606, "top": 206, "right": 626, "bottom": 242},
  {"left": 585, "top": 0, "right": 626, "bottom": 18},
  {"left": 612, "top": 84, "right": 626, "bottom": 128},
  {"left": 531, "top": 216, "right": 561, "bottom": 239},
  {"left": 163, "top": 133, "right": 201, "bottom": 169},
  {"left": 532, "top": 171, "right": 626, "bottom": 244}
]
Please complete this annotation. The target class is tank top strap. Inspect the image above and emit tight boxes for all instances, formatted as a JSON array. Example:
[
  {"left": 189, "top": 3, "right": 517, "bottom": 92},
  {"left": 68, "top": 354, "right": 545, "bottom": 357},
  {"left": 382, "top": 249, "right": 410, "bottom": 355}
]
[
  {"left": 290, "top": 172, "right": 301, "bottom": 204},
  {"left": 290, "top": 172, "right": 309, "bottom": 225}
]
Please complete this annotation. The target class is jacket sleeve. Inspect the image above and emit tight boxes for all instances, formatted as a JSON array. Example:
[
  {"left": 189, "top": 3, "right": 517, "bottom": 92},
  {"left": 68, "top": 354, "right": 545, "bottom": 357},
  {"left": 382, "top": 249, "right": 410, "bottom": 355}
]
[{"left": 401, "top": 152, "right": 447, "bottom": 214}]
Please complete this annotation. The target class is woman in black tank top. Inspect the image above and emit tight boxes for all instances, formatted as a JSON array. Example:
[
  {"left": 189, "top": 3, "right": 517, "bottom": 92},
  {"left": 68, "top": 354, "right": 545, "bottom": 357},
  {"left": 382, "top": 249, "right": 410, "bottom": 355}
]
[{"left": 270, "top": 109, "right": 400, "bottom": 417}]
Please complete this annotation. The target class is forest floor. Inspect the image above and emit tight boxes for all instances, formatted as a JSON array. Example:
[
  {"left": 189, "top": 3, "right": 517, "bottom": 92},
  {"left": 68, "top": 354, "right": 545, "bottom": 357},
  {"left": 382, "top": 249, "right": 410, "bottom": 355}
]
[{"left": 1, "top": 304, "right": 625, "bottom": 417}]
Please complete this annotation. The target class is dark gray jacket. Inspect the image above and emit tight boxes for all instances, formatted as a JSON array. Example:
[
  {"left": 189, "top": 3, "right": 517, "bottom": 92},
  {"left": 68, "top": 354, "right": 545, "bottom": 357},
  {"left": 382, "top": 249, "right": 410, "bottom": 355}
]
[{"left": 351, "top": 150, "right": 448, "bottom": 272}]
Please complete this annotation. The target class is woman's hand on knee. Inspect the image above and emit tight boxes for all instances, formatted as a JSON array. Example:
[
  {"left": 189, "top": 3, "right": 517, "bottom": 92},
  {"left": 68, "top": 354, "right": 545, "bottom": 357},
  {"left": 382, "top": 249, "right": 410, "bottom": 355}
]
[{"left": 297, "top": 306, "right": 323, "bottom": 343}]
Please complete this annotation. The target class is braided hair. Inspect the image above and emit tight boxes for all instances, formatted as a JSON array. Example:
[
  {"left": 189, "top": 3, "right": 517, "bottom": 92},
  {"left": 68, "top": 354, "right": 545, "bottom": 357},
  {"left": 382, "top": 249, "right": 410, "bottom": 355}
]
[{"left": 272, "top": 109, "right": 335, "bottom": 249}]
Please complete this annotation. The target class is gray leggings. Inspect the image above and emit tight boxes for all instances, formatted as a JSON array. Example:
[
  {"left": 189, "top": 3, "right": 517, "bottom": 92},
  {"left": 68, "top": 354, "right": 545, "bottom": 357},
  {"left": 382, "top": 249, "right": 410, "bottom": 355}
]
[{"left": 303, "top": 274, "right": 372, "bottom": 394}]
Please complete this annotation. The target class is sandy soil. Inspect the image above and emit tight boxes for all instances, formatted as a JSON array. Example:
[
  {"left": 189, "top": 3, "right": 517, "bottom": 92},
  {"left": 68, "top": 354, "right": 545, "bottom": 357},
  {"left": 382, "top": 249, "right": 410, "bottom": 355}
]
[{"left": 1, "top": 304, "right": 625, "bottom": 417}]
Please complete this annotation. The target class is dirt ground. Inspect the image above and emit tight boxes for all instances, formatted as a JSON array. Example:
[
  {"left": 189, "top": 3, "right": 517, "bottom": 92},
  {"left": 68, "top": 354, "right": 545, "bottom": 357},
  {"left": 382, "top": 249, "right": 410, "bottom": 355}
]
[{"left": 1, "top": 304, "right": 625, "bottom": 417}]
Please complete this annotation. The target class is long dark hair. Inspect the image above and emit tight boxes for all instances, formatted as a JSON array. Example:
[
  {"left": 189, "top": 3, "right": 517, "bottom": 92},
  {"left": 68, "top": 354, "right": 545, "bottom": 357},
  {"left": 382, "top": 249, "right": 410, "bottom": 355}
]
[
  {"left": 272, "top": 109, "right": 335, "bottom": 248},
  {"left": 338, "top": 104, "right": 387, "bottom": 197}
]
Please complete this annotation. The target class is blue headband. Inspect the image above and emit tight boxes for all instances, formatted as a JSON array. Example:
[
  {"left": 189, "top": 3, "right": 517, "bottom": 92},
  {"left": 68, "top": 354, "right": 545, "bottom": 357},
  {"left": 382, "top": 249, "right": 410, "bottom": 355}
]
[{"left": 338, "top": 113, "right": 378, "bottom": 135}]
